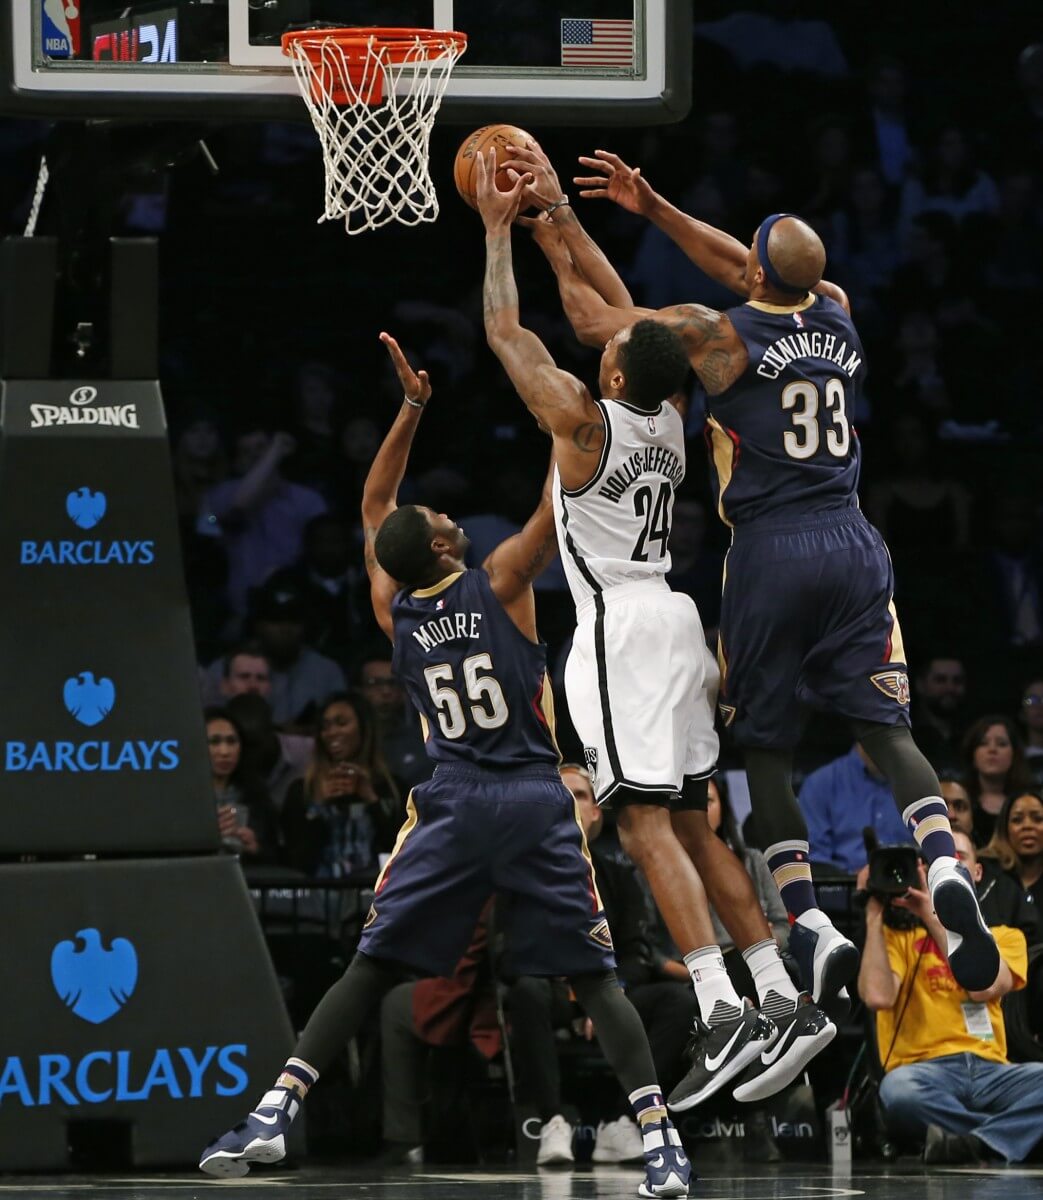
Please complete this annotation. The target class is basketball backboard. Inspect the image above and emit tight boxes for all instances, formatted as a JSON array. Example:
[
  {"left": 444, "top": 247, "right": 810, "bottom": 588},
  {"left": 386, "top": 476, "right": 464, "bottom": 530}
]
[{"left": 1, "top": 1, "right": 692, "bottom": 125}]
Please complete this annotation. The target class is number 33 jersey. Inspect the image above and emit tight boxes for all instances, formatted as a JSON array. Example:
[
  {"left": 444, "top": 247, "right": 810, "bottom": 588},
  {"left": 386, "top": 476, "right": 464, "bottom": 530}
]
[
  {"left": 391, "top": 569, "right": 560, "bottom": 768},
  {"left": 553, "top": 397, "right": 686, "bottom": 609},
  {"left": 708, "top": 294, "right": 865, "bottom": 528}
]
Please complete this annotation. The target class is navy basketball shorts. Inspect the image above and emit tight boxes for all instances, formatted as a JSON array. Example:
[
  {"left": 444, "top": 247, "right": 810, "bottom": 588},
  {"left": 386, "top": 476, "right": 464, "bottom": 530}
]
[
  {"left": 358, "top": 762, "right": 616, "bottom": 978},
  {"left": 718, "top": 508, "right": 911, "bottom": 750}
]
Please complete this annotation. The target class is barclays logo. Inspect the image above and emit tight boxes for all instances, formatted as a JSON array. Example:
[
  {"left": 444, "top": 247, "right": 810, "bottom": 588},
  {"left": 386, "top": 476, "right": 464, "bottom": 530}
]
[
  {"left": 19, "top": 488, "right": 155, "bottom": 566},
  {"left": 51, "top": 929, "right": 137, "bottom": 1025},
  {"left": 63, "top": 672, "right": 115, "bottom": 727},
  {"left": 66, "top": 487, "right": 106, "bottom": 530},
  {"left": 0, "top": 932, "right": 248, "bottom": 1108},
  {"left": 3, "top": 674, "right": 179, "bottom": 773}
]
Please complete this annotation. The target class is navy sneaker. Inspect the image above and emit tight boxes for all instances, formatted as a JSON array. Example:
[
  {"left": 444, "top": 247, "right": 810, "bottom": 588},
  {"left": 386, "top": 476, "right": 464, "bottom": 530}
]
[
  {"left": 733, "top": 993, "right": 835, "bottom": 1103},
  {"left": 638, "top": 1122, "right": 691, "bottom": 1199},
  {"left": 929, "top": 860, "right": 1001, "bottom": 992},
  {"left": 199, "top": 1087, "right": 298, "bottom": 1178},
  {"left": 667, "top": 1001, "right": 777, "bottom": 1112},
  {"left": 788, "top": 919, "right": 859, "bottom": 1021}
]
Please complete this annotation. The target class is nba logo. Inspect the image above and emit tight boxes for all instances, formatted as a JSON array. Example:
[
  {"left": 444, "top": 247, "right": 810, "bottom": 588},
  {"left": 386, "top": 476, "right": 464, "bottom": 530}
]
[
  {"left": 648, "top": 417, "right": 657, "bottom": 435},
  {"left": 41, "top": 0, "right": 81, "bottom": 58}
]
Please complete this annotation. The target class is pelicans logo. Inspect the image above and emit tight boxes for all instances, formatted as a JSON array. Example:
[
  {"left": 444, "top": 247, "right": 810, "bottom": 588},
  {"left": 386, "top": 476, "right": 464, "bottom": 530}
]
[{"left": 870, "top": 670, "right": 911, "bottom": 705}]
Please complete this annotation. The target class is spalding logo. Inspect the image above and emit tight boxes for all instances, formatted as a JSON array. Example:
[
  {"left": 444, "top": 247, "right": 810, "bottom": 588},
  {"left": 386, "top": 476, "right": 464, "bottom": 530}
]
[
  {"left": 63, "top": 672, "right": 116, "bottom": 727},
  {"left": 66, "top": 487, "right": 107, "bottom": 531},
  {"left": 50, "top": 928, "right": 138, "bottom": 1025}
]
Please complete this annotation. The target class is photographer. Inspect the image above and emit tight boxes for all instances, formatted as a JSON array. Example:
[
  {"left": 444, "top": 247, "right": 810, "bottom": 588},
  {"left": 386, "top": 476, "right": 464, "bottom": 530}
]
[{"left": 858, "top": 830, "right": 1043, "bottom": 1163}]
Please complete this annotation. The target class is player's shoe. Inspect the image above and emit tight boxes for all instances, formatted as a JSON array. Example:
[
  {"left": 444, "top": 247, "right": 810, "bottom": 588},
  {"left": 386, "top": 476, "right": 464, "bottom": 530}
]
[
  {"left": 929, "top": 859, "right": 1001, "bottom": 992},
  {"left": 198, "top": 1088, "right": 297, "bottom": 1178},
  {"left": 638, "top": 1120, "right": 691, "bottom": 1199},
  {"left": 667, "top": 1001, "right": 777, "bottom": 1112},
  {"left": 733, "top": 993, "right": 835, "bottom": 1103},
  {"left": 788, "top": 919, "right": 859, "bottom": 1021},
  {"left": 592, "top": 1115, "right": 645, "bottom": 1163},
  {"left": 536, "top": 1114, "right": 575, "bottom": 1165}
]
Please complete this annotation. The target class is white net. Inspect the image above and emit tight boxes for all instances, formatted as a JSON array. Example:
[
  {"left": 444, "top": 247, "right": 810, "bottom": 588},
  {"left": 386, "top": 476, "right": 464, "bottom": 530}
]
[{"left": 284, "top": 30, "right": 466, "bottom": 236}]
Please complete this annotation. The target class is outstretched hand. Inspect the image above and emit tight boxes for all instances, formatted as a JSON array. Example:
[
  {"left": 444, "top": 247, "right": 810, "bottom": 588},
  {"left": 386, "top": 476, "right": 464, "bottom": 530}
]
[
  {"left": 500, "top": 141, "right": 566, "bottom": 212},
  {"left": 476, "top": 147, "right": 532, "bottom": 231},
  {"left": 575, "top": 149, "right": 656, "bottom": 216},
  {"left": 379, "top": 331, "right": 431, "bottom": 407}
]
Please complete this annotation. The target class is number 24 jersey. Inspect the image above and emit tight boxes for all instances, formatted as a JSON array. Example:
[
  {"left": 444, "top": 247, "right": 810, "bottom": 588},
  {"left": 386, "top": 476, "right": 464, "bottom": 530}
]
[{"left": 553, "top": 397, "right": 686, "bottom": 609}]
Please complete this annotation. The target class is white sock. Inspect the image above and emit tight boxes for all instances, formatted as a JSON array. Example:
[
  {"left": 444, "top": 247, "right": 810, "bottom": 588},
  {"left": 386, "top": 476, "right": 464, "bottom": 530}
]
[
  {"left": 684, "top": 945, "right": 743, "bottom": 1025},
  {"left": 742, "top": 938, "right": 798, "bottom": 1019}
]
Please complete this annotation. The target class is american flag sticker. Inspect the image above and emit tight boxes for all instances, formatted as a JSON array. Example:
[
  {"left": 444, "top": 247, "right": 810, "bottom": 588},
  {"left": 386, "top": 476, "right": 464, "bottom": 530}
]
[{"left": 561, "top": 18, "right": 635, "bottom": 68}]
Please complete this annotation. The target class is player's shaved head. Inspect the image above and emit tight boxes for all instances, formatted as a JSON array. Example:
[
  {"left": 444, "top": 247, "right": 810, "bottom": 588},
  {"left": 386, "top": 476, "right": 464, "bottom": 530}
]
[{"left": 763, "top": 217, "right": 826, "bottom": 291}]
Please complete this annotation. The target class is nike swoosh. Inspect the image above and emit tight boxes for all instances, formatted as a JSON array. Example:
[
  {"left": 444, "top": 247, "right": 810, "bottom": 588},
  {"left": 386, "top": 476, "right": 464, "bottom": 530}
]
[
  {"left": 761, "top": 1023, "right": 799, "bottom": 1067},
  {"left": 251, "top": 1112, "right": 281, "bottom": 1126},
  {"left": 675, "top": 1153, "right": 688, "bottom": 1166},
  {"left": 704, "top": 1022, "right": 747, "bottom": 1071},
  {"left": 648, "top": 1154, "right": 665, "bottom": 1168}
]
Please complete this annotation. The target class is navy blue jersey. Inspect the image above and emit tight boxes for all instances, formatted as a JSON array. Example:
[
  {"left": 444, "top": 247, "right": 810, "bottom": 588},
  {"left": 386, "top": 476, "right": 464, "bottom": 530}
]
[
  {"left": 391, "top": 569, "right": 559, "bottom": 768},
  {"left": 706, "top": 294, "right": 865, "bottom": 527}
]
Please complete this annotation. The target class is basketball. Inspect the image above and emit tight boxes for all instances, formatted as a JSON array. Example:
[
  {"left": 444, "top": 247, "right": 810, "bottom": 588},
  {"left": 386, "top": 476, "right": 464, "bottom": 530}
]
[{"left": 453, "top": 124, "right": 537, "bottom": 210}]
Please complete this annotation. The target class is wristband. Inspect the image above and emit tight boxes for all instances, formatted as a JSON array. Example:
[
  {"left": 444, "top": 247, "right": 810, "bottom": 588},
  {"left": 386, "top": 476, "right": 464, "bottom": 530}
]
[
  {"left": 545, "top": 195, "right": 570, "bottom": 216},
  {"left": 404, "top": 396, "right": 425, "bottom": 409}
]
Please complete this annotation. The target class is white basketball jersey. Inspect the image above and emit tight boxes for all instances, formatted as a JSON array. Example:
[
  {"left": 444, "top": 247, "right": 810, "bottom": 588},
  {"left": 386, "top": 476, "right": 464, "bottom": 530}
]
[{"left": 553, "top": 398, "right": 686, "bottom": 607}]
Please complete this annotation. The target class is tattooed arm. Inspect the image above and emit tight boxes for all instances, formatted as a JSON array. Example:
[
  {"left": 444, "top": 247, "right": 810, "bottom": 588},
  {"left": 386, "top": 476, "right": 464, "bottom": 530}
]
[
  {"left": 482, "top": 453, "right": 559, "bottom": 641},
  {"left": 651, "top": 303, "right": 749, "bottom": 395},
  {"left": 476, "top": 148, "right": 607, "bottom": 494},
  {"left": 360, "top": 332, "right": 431, "bottom": 640}
]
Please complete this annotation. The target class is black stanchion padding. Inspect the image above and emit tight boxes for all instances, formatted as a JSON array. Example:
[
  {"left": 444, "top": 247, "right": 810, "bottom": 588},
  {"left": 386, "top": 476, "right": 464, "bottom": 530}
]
[
  {"left": 0, "top": 379, "right": 217, "bottom": 854},
  {"left": 0, "top": 855, "right": 300, "bottom": 1169}
]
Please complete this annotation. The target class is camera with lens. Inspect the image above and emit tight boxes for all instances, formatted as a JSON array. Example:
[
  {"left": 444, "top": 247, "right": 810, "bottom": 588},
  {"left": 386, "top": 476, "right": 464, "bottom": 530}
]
[
  {"left": 866, "top": 844, "right": 921, "bottom": 899},
  {"left": 855, "top": 829, "right": 923, "bottom": 929}
]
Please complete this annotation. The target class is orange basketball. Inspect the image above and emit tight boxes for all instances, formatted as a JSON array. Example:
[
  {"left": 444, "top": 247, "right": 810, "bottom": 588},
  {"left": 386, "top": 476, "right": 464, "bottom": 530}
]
[{"left": 453, "top": 123, "right": 536, "bottom": 210}]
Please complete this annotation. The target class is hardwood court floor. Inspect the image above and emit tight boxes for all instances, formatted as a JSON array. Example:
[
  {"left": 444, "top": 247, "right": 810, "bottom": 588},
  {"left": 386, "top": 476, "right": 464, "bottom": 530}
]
[{"left": 1, "top": 1162, "right": 1042, "bottom": 1200}]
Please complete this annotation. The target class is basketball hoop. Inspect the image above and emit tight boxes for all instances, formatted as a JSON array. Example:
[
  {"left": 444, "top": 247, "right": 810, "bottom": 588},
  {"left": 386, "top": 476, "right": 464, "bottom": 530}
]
[{"left": 281, "top": 27, "right": 467, "bottom": 235}]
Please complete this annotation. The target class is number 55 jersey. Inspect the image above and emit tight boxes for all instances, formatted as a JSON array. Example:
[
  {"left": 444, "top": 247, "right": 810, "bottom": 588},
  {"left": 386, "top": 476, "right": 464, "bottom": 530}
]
[{"left": 391, "top": 568, "right": 559, "bottom": 768}]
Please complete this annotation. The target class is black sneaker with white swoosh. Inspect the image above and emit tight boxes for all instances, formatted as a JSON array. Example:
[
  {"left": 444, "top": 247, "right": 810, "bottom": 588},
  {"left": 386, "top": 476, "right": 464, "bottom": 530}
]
[
  {"left": 667, "top": 1000, "right": 778, "bottom": 1112},
  {"left": 732, "top": 993, "right": 835, "bottom": 1103}
]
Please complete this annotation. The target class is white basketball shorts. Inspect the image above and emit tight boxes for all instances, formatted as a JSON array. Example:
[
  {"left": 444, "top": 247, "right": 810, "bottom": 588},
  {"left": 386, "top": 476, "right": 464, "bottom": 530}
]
[{"left": 564, "top": 579, "right": 719, "bottom": 804}]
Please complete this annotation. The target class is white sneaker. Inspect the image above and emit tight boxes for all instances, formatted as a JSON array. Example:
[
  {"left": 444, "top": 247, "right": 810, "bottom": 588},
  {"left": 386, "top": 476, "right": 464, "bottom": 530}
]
[
  {"left": 592, "top": 1116, "right": 645, "bottom": 1163},
  {"left": 537, "top": 1114, "right": 575, "bottom": 1165}
]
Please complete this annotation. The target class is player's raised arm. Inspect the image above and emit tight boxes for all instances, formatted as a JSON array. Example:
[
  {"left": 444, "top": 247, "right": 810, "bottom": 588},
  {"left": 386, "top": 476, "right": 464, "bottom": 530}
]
[
  {"left": 360, "top": 332, "right": 431, "bottom": 639},
  {"left": 576, "top": 150, "right": 851, "bottom": 313},
  {"left": 576, "top": 149, "right": 750, "bottom": 295},
  {"left": 482, "top": 451, "right": 558, "bottom": 640},
  {"left": 503, "top": 141, "right": 634, "bottom": 309},
  {"left": 475, "top": 149, "right": 607, "bottom": 493}
]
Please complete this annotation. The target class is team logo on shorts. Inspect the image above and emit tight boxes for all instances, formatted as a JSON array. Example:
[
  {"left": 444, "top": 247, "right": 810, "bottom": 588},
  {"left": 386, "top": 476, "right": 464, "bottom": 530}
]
[
  {"left": 363, "top": 904, "right": 378, "bottom": 929},
  {"left": 583, "top": 746, "right": 598, "bottom": 776},
  {"left": 718, "top": 703, "right": 737, "bottom": 727},
  {"left": 870, "top": 670, "right": 911, "bottom": 705},
  {"left": 588, "top": 918, "right": 614, "bottom": 950}
]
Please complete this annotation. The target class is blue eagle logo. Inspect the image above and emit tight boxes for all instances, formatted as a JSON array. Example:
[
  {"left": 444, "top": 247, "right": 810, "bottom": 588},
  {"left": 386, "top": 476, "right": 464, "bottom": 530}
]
[
  {"left": 62, "top": 672, "right": 116, "bottom": 726},
  {"left": 50, "top": 928, "right": 138, "bottom": 1024},
  {"left": 65, "top": 487, "right": 107, "bottom": 530}
]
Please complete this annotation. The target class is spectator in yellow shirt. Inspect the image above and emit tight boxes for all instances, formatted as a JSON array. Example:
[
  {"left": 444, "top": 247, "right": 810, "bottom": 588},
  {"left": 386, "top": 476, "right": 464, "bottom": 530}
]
[{"left": 858, "top": 830, "right": 1043, "bottom": 1163}]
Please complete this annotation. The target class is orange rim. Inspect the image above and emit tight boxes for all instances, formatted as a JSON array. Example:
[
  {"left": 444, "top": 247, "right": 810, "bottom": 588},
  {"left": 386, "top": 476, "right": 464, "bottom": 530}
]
[{"left": 281, "top": 27, "right": 468, "bottom": 66}]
